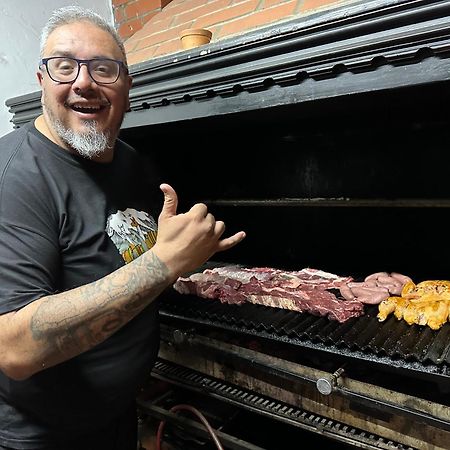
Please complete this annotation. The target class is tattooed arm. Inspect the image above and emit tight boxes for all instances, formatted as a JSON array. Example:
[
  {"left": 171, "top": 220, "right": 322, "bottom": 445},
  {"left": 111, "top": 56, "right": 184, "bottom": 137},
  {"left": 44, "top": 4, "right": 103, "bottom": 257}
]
[
  {"left": 0, "top": 250, "right": 169, "bottom": 380},
  {"left": 0, "top": 184, "right": 245, "bottom": 380}
]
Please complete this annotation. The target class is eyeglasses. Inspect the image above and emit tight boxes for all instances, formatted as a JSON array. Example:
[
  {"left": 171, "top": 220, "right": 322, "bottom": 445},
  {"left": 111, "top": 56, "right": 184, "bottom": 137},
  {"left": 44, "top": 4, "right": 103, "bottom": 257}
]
[{"left": 40, "top": 57, "right": 127, "bottom": 85}]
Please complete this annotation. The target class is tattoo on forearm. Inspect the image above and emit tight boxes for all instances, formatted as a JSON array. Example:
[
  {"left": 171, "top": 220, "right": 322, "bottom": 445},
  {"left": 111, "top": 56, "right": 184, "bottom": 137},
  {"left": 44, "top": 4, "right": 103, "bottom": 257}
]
[{"left": 30, "top": 251, "right": 168, "bottom": 361}]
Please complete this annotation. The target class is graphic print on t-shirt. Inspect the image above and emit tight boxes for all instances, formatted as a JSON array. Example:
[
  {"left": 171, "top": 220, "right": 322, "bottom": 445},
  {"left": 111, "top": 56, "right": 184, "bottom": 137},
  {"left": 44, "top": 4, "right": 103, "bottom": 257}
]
[{"left": 106, "top": 208, "right": 157, "bottom": 263}]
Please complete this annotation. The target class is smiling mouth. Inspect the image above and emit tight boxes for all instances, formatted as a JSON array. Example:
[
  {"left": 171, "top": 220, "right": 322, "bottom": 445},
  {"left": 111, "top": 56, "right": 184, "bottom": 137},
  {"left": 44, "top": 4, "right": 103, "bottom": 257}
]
[{"left": 67, "top": 103, "right": 109, "bottom": 114}]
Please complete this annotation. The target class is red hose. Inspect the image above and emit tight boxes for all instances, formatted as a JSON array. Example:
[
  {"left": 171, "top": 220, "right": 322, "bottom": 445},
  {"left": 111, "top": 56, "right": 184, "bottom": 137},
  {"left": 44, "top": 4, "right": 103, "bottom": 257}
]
[{"left": 156, "top": 403, "right": 224, "bottom": 450}]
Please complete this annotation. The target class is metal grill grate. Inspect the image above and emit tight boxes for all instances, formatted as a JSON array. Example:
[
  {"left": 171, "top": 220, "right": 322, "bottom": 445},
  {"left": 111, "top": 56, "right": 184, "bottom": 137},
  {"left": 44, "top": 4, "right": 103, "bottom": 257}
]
[{"left": 159, "top": 293, "right": 450, "bottom": 372}]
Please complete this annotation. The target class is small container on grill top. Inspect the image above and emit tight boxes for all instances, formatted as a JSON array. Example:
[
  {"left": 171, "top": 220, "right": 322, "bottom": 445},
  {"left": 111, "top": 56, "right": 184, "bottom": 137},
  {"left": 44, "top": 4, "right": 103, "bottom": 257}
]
[{"left": 180, "top": 28, "right": 212, "bottom": 49}]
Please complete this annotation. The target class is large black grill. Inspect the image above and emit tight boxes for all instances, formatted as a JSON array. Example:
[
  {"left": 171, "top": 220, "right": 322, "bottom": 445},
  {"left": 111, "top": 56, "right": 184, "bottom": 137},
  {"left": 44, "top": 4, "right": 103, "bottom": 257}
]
[{"left": 126, "top": 1, "right": 450, "bottom": 447}]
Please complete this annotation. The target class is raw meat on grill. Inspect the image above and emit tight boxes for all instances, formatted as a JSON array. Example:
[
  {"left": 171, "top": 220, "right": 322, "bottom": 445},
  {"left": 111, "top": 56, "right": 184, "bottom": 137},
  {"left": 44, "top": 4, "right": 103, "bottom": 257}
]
[
  {"left": 338, "top": 272, "right": 412, "bottom": 304},
  {"left": 173, "top": 265, "right": 364, "bottom": 322}
]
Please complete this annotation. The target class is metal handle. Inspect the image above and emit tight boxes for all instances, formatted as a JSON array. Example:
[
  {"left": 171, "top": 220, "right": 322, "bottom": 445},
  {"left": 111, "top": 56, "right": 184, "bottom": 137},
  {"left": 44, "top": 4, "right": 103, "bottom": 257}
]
[{"left": 316, "top": 367, "right": 345, "bottom": 395}]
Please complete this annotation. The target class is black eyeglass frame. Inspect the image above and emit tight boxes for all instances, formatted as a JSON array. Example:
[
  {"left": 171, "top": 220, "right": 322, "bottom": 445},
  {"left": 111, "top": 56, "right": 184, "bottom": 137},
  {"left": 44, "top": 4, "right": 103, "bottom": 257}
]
[{"left": 40, "top": 56, "right": 128, "bottom": 85}]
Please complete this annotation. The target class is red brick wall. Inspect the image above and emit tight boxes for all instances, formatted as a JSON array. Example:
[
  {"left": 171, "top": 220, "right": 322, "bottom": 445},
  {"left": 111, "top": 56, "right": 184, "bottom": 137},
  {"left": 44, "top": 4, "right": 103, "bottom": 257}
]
[
  {"left": 114, "top": 0, "right": 359, "bottom": 65},
  {"left": 112, "top": 0, "right": 172, "bottom": 39}
]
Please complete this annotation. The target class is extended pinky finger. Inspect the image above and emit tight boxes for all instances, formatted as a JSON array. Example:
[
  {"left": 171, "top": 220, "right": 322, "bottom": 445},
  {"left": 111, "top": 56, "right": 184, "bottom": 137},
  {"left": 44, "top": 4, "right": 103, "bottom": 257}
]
[{"left": 217, "top": 231, "right": 246, "bottom": 252}]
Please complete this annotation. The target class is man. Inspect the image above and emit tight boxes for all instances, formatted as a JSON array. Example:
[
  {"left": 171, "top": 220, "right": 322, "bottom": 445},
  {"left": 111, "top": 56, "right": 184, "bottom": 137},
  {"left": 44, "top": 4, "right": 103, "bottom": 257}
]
[{"left": 0, "top": 6, "right": 245, "bottom": 450}]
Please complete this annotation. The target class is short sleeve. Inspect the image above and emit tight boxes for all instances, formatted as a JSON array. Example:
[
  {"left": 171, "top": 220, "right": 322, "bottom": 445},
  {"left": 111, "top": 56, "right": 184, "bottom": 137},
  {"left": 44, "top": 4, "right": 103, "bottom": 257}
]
[{"left": 0, "top": 157, "right": 60, "bottom": 313}]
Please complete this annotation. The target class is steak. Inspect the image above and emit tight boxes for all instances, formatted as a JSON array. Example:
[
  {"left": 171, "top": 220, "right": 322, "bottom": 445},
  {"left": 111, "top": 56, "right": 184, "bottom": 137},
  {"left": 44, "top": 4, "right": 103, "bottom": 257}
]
[{"left": 173, "top": 265, "right": 365, "bottom": 322}]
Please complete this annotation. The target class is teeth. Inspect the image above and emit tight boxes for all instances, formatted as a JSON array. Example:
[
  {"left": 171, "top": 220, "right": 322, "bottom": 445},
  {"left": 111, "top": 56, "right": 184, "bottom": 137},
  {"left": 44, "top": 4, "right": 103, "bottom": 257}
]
[{"left": 73, "top": 105, "right": 100, "bottom": 110}]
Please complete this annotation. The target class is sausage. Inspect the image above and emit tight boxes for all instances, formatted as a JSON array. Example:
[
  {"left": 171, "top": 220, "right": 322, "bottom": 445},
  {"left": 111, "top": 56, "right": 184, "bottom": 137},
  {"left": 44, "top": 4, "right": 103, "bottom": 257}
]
[
  {"left": 374, "top": 275, "right": 403, "bottom": 295},
  {"left": 390, "top": 272, "right": 413, "bottom": 285},
  {"left": 351, "top": 286, "right": 389, "bottom": 297},
  {"left": 387, "top": 284, "right": 403, "bottom": 296},
  {"left": 364, "top": 272, "right": 389, "bottom": 282},
  {"left": 348, "top": 281, "right": 375, "bottom": 289},
  {"left": 350, "top": 286, "right": 390, "bottom": 304},
  {"left": 377, "top": 275, "right": 403, "bottom": 287},
  {"left": 339, "top": 284, "right": 355, "bottom": 301},
  {"left": 355, "top": 289, "right": 391, "bottom": 305}
]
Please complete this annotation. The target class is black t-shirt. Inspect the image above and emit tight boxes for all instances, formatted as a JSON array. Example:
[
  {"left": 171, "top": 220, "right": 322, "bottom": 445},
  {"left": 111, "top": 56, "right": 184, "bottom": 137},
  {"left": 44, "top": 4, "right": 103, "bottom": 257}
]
[{"left": 0, "top": 123, "right": 160, "bottom": 448}]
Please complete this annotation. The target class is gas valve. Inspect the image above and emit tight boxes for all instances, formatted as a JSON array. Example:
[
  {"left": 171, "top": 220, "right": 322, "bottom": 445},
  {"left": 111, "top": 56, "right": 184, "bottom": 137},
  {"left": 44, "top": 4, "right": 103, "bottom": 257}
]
[
  {"left": 316, "top": 367, "right": 345, "bottom": 395},
  {"left": 172, "top": 329, "right": 188, "bottom": 345},
  {"left": 172, "top": 328, "right": 196, "bottom": 346}
]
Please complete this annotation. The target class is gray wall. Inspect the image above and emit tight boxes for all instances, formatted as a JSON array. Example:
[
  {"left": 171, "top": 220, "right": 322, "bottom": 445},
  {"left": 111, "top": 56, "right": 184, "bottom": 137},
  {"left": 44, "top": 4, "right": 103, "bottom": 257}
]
[{"left": 0, "top": 0, "right": 114, "bottom": 137}]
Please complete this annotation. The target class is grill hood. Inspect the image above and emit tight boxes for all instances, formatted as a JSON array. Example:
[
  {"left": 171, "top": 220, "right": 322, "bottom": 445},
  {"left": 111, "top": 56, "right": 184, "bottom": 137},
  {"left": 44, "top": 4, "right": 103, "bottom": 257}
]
[{"left": 7, "top": 0, "right": 450, "bottom": 130}]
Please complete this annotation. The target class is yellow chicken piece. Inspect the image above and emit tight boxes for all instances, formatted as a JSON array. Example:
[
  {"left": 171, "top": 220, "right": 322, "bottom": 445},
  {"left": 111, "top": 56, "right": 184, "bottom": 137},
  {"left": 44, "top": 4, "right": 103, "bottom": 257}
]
[
  {"left": 393, "top": 297, "right": 411, "bottom": 321},
  {"left": 425, "top": 301, "right": 449, "bottom": 330},
  {"left": 403, "top": 280, "right": 450, "bottom": 300},
  {"left": 377, "top": 297, "right": 398, "bottom": 322},
  {"left": 401, "top": 281, "right": 416, "bottom": 297},
  {"left": 377, "top": 279, "right": 450, "bottom": 329},
  {"left": 403, "top": 302, "right": 426, "bottom": 326},
  {"left": 377, "top": 296, "right": 411, "bottom": 322}
]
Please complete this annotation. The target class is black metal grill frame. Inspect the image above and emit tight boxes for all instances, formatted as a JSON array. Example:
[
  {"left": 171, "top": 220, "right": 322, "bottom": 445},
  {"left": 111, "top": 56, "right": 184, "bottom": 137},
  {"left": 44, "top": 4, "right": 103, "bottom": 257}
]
[
  {"left": 159, "top": 292, "right": 450, "bottom": 380},
  {"left": 144, "top": 358, "right": 417, "bottom": 450}
]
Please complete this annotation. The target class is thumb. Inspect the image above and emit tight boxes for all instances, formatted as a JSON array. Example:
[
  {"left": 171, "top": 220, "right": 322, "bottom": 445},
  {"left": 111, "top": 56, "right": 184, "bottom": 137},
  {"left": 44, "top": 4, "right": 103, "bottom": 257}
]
[{"left": 159, "top": 183, "right": 178, "bottom": 218}]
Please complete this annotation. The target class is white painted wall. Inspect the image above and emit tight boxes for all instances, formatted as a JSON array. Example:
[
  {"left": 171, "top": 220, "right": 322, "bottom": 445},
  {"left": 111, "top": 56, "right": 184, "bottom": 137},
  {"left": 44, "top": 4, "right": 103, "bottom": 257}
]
[{"left": 0, "top": 0, "right": 113, "bottom": 137}]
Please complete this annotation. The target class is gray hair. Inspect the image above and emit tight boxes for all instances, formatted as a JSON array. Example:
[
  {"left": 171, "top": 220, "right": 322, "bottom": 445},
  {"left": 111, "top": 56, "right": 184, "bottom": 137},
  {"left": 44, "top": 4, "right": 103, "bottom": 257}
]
[{"left": 39, "top": 5, "right": 128, "bottom": 67}]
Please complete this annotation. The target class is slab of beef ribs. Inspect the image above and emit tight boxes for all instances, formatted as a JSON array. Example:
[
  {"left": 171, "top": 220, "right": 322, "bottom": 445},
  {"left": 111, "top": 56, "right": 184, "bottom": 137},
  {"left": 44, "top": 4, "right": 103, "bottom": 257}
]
[{"left": 173, "top": 265, "right": 365, "bottom": 322}]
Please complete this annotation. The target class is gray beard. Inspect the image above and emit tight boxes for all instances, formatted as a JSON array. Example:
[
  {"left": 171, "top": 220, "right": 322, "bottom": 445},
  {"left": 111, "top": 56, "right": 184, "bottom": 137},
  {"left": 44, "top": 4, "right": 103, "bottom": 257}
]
[{"left": 53, "top": 119, "right": 111, "bottom": 159}]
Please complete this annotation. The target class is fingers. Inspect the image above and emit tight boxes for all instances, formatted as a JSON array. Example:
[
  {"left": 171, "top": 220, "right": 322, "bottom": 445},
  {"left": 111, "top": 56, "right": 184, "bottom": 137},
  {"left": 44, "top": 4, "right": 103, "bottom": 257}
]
[
  {"left": 190, "top": 208, "right": 243, "bottom": 248},
  {"left": 214, "top": 220, "right": 225, "bottom": 237},
  {"left": 190, "top": 203, "right": 208, "bottom": 218},
  {"left": 158, "top": 185, "right": 245, "bottom": 257},
  {"left": 216, "top": 231, "right": 246, "bottom": 252},
  {"left": 186, "top": 204, "right": 245, "bottom": 251},
  {"left": 159, "top": 183, "right": 178, "bottom": 218},
  {"left": 189, "top": 205, "right": 222, "bottom": 234}
]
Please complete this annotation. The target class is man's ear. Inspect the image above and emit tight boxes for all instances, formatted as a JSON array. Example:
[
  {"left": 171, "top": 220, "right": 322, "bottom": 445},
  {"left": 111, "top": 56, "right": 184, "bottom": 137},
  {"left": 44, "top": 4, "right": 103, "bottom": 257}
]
[
  {"left": 37, "top": 71, "right": 44, "bottom": 86},
  {"left": 126, "top": 75, "right": 133, "bottom": 112}
]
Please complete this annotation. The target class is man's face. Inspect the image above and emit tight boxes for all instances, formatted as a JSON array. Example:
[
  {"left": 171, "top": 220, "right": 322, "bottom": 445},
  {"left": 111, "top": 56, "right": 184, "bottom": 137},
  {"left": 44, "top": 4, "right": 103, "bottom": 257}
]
[{"left": 37, "top": 21, "right": 132, "bottom": 160}]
